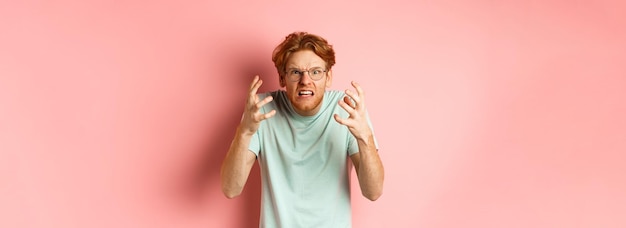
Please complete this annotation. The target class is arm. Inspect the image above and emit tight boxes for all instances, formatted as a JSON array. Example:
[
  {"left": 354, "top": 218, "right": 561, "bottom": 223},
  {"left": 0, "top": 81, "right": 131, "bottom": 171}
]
[
  {"left": 220, "top": 128, "right": 258, "bottom": 199},
  {"left": 350, "top": 134, "right": 384, "bottom": 201},
  {"left": 334, "top": 81, "right": 384, "bottom": 201},
  {"left": 220, "top": 75, "right": 276, "bottom": 199}
]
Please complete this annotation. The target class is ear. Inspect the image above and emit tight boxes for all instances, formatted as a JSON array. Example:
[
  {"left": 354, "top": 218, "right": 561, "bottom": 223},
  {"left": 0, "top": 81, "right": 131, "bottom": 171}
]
[
  {"left": 325, "top": 69, "right": 333, "bottom": 88},
  {"left": 279, "top": 75, "right": 286, "bottom": 87}
]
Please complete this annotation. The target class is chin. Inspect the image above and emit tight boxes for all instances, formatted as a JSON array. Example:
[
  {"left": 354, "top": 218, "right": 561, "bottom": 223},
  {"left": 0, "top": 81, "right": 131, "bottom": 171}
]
[
  {"left": 288, "top": 93, "right": 324, "bottom": 115},
  {"left": 293, "top": 104, "right": 313, "bottom": 112},
  {"left": 291, "top": 102, "right": 319, "bottom": 116}
]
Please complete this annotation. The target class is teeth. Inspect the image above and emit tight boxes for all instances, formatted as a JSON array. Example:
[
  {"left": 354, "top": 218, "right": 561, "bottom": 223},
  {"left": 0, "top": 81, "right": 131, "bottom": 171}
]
[{"left": 299, "top": 91, "right": 313, "bottom": 95}]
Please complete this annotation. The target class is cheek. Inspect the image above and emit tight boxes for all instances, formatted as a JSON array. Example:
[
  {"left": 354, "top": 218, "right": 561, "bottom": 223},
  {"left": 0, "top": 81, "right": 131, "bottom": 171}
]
[
  {"left": 285, "top": 85, "right": 297, "bottom": 97},
  {"left": 318, "top": 81, "right": 329, "bottom": 90},
  {"left": 287, "top": 84, "right": 297, "bottom": 92}
]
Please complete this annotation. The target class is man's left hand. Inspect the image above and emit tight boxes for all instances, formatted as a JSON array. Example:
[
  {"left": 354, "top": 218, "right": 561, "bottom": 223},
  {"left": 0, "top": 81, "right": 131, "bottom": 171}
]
[{"left": 334, "top": 81, "right": 373, "bottom": 141}]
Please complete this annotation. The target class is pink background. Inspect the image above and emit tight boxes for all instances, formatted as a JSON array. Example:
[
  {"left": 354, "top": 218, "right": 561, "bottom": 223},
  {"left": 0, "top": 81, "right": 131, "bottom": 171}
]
[{"left": 2, "top": 0, "right": 625, "bottom": 227}]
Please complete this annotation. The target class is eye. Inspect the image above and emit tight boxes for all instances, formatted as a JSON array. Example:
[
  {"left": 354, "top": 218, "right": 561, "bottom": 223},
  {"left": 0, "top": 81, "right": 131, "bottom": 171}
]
[
  {"left": 290, "top": 70, "right": 302, "bottom": 75},
  {"left": 312, "top": 69, "right": 323, "bottom": 75}
]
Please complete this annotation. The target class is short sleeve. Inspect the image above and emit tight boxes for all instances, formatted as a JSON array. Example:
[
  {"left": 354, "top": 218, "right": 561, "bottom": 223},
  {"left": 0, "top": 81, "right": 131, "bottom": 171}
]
[
  {"left": 248, "top": 130, "right": 260, "bottom": 156},
  {"left": 347, "top": 135, "right": 359, "bottom": 156}
]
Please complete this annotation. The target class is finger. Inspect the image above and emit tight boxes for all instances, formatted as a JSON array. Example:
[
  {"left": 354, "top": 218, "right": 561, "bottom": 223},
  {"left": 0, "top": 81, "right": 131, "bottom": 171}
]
[
  {"left": 334, "top": 113, "right": 353, "bottom": 126},
  {"left": 344, "top": 89, "right": 361, "bottom": 105},
  {"left": 351, "top": 81, "right": 365, "bottom": 103},
  {"left": 260, "top": 110, "right": 276, "bottom": 120},
  {"left": 248, "top": 76, "right": 263, "bottom": 103},
  {"left": 249, "top": 75, "right": 263, "bottom": 97},
  {"left": 338, "top": 99, "right": 357, "bottom": 115},
  {"left": 255, "top": 96, "right": 274, "bottom": 109},
  {"left": 248, "top": 75, "right": 260, "bottom": 92},
  {"left": 334, "top": 114, "right": 346, "bottom": 125},
  {"left": 343, "top": 96, "right": 355, "bottom": 109}
]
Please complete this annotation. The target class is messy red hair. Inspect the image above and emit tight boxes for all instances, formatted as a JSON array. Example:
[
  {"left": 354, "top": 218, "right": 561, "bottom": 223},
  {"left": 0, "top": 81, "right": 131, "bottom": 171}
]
[{"left": 272, "top": 32, "right": 336, "bottom": 86}]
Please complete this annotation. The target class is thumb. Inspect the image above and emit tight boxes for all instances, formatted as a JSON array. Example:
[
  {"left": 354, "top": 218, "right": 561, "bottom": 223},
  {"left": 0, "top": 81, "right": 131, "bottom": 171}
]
[{"left": 334, "top": 114, "right": 346, "bottom": 125}]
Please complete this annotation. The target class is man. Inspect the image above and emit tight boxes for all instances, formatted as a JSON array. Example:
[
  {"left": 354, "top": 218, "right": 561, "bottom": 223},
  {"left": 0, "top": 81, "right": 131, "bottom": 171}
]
[{"left": 221, "top": 32, "right": 384, "bottom": 228}]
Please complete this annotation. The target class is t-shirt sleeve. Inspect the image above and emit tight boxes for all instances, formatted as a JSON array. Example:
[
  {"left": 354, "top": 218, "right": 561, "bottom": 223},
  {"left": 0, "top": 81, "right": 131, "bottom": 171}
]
[
  {"left": 248, "top": 131, "right": 260, "bottom": 156},
  {"left": 347, "top": 136, "right": 359, "bottom": 155}
]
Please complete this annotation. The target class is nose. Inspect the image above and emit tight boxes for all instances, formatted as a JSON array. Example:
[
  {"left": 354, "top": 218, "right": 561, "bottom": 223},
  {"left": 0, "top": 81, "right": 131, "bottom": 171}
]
[{"left": 299, "top": 72, "right": 314, "bottom": 84}]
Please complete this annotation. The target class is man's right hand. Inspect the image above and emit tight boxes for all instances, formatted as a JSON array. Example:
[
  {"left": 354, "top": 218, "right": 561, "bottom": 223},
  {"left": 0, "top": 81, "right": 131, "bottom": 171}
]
[{"left": 239, "top": 75, "right": 276, "bottom": 135}]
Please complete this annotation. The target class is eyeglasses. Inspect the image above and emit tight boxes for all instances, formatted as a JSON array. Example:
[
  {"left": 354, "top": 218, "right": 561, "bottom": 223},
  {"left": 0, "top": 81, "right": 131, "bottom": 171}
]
[{"left": 285, "top": 67, "right": 327, "bottom": 82}]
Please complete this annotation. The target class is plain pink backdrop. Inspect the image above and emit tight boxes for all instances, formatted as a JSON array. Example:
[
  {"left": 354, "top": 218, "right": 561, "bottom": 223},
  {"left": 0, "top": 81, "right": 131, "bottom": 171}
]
[{"left": 1, "top": 0, "right": 625, "bottom": 227}]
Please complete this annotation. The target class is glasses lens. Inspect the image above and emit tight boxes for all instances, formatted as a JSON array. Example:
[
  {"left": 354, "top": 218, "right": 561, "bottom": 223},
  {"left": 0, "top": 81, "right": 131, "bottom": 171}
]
[
  {"left": 310, "top": 68, "right": 324, "bottom": 80},
  {"left": 286, "top": 68, "right": 326, "bottom": 81}
]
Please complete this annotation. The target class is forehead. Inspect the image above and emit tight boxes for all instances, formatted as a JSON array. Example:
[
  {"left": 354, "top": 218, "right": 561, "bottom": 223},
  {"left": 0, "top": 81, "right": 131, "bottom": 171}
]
[{"left": 286, "top": 50, "right": 326, "bottom": 68}]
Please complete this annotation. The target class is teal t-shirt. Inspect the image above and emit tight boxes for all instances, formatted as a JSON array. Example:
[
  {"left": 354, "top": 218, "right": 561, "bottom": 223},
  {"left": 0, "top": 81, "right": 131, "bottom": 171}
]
[{"left": 248, "top": 90, "right": 376, "bottom": 228}]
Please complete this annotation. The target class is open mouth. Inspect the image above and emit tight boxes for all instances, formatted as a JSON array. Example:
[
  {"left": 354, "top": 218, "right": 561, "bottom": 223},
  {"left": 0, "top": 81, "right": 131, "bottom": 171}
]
[{"left": 298, "top": 90, "right": 314, "bottom": 97}]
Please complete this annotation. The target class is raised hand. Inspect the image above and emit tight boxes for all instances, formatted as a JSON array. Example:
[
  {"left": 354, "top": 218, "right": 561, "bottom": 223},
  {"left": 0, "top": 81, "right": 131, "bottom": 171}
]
[
  {"left": 334, "top": 81, "right": 372, "bottom": 140},
  {"left": 240, "top": 75, "right": 276, "bottom": 135}
]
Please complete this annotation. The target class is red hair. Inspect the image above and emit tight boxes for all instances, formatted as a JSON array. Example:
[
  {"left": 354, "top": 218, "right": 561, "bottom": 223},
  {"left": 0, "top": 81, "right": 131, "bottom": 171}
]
[{"left": 272, "top": 32, "right": 336, "bottom": 85}]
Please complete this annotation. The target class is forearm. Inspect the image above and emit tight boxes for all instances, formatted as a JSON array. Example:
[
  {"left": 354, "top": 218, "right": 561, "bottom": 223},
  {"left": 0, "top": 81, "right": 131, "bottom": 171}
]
[
  {"left": 220, "top": 126, "right": 256, "bottom": 198},
  {"left": 355, "top": 133, "right": 384, "bottom": 201}
]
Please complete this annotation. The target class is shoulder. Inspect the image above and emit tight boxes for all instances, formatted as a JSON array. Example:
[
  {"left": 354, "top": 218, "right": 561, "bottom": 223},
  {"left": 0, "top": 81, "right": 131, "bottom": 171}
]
[
  {"left": 258, "top": 90, "right": 288, "bottom": 114},
  {"left": 324, "top": 90, "right": 346, "bottom": 101},
  {"left": 256, "top": 90, "right": 287, "bottom": 103}
]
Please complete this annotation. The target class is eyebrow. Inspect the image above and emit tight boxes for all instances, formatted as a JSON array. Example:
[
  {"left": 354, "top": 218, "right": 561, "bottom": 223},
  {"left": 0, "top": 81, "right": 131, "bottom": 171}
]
[{"left": 286, "top": 66, "right": 324, "bottom": 70}]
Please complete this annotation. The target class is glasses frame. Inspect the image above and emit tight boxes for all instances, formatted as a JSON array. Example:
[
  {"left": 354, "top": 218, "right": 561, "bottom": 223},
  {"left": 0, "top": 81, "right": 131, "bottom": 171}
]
[{"left": 285, "top": 67, "right": 328, "bottom": 82}]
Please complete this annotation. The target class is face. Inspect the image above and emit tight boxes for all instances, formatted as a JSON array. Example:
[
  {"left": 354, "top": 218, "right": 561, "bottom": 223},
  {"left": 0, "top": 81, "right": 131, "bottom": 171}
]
[{"left": 281, "top": 50, "right": 332, "bottom": 116}]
